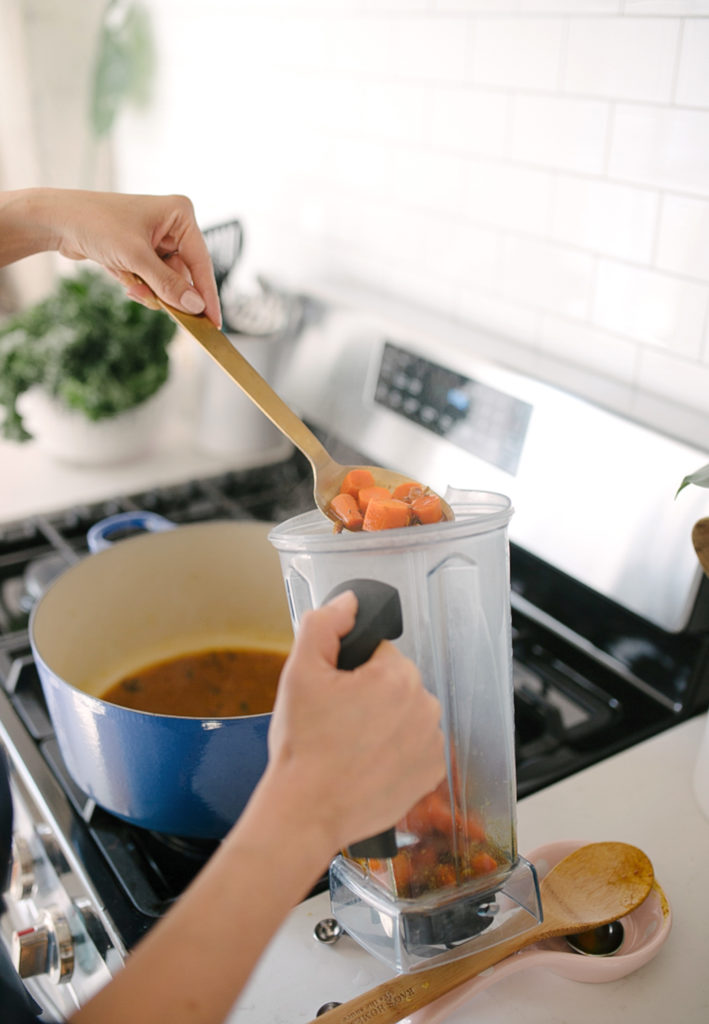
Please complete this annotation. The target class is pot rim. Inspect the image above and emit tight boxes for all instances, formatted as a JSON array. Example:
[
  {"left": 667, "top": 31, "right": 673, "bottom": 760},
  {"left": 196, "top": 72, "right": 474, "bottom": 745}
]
[{"left": 29, "top": 518, "right": 288, "bottom": 723}]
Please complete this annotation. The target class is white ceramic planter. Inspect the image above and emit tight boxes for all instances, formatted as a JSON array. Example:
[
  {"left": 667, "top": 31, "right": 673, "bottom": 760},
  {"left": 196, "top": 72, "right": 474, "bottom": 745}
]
[{"left": 17, "top": 385, "right": 169, "bottom": 466}]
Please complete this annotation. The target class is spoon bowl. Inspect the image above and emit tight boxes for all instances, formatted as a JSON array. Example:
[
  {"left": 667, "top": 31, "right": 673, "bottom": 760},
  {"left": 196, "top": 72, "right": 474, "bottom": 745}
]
[{"left": 159, "top": 304, "right": 454, "bottom": 529}]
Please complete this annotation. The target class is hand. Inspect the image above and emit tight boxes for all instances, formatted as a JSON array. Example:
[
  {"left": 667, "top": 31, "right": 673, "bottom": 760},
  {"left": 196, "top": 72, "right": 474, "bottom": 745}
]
[
  {"left": 266, "top": 590, "right": 446, "bottom": 854},
  {"left": 54, "top": 190, "right": 221, "bottom": 325},
  {"left": 0, "top": 188, "right": 221, "bottom": 325}
]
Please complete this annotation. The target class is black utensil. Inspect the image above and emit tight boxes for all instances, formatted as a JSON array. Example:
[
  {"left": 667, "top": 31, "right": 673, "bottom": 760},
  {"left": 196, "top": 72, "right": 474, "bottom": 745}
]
[{"left": 202, "top": 218, "right": 243, "bottom": 296}]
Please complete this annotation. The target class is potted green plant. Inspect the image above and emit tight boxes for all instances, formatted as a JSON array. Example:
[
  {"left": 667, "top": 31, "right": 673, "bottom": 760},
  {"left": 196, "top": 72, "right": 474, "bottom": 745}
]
[{"left": 0, "top": 268, "right": 175, "bottom": 464}]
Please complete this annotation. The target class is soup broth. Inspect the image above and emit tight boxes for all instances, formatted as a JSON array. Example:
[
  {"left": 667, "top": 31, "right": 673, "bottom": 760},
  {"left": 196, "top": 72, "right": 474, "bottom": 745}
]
[{"left": 101, "top": 647, "right": 289, "bottom": 718}]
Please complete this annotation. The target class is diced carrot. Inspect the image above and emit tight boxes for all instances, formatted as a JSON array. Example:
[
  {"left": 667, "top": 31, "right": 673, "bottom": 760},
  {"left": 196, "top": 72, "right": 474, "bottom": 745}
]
[
  {"left": 362, "top": 498, "right": 412, "bottom": 531},
  {"left": 391, "top": 481, "right": 424, "bottom": 502},
  {"left": 330, "top": 493, "right": 364, "bottom": 531},
  {"left": 463, "top": 812, "right": 487, "bottom": 844},
  {"left": 357, "top": 485, "right": 391, "bottom": 513},
  {"left": 392, "top": 853, "right": 413, "bottom": 896},
  {"left": 339, "top": 469, "right": 376, "bottom": 498},
  {"left": 470, "top": 852, "right": 498, "bottom": 875},
  {"left": 405, "top": 791, "right": 455, "bottom": 838},
  {"left": 411, "top": 494, "right": 443, "bottom": 524}
]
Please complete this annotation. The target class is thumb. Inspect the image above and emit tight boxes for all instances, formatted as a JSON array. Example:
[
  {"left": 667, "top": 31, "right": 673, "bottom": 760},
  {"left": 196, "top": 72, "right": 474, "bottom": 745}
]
[
  {"left": 291, "top": 590, "right": 358, "bottom": 673},
  {"left": 126, "top": 249, "right": 207, "bottom": 315}
]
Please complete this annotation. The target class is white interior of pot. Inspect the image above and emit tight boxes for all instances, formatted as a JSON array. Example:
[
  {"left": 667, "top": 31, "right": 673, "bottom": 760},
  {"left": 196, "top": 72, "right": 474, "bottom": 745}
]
[{"left": 31, "top": 521, "right": 293, "bottom": 698}]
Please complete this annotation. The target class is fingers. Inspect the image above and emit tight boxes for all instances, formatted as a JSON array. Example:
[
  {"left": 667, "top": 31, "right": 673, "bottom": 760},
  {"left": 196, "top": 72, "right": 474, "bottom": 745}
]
[
  {"left": 172, "top": 222, "right": 222, "bottom": 326},
  {"left": 286, "top": 590, "right": 358, "bottom": 676},
  {"left": 111, "top": 270, "right": 161, "bottom": 310},
  {"left": 123, "top": 247, "right": 211, "bottom": 318}
]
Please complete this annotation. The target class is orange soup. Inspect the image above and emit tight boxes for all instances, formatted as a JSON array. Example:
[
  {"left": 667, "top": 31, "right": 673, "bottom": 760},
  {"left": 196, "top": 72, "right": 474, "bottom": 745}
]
[{"left": 101, "top": 647, "right": 288, "bottom": 718}]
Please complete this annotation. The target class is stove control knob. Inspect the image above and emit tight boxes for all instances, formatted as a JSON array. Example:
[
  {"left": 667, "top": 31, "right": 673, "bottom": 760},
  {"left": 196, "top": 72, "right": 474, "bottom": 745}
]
[
  {"left": 9, "top": 835, "right": 36, "bottom": 900},
  {"left": 12, "top": 909, "right": 75, "bottom": 984}
]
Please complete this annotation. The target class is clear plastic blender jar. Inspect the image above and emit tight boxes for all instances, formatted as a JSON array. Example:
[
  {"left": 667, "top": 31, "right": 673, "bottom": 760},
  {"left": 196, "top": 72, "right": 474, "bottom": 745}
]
[{"left": 269, "top": 490, "right": 541, "bottom": 972}]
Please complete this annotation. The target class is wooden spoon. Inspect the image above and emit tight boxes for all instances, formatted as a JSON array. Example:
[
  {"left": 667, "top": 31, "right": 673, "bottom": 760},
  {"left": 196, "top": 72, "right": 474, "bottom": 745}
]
[
  {"left": 159, "top": 303, "right": 454, "bottom": 530},
  {"left": 311, "top": 841, "right": 654, "bottom": 1024},
  {"left": 692, "top": 518, "right": 709, "bottom": 577}
]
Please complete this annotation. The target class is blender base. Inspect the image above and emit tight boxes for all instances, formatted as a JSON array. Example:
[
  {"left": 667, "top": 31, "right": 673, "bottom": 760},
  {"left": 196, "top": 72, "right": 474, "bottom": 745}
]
[{"left": 329, "top": 854, "right": 542, "bottom": 974}]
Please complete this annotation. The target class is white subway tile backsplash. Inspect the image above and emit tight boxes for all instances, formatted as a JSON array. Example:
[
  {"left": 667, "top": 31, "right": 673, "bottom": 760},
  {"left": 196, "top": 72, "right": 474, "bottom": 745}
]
[
  {"left": 430, "top": 86, "right": 508, "bottom": 157},
  {"left": 563, "top": 18, "right": 678, "bottom": 103},
  {"left": 436, "top": 2, "right": 621, "bottom": 11},
  {"left": 391, "top": 17, "right": 471, "bottom": 83},
  {"left": 501, "top": 236, "right": 595, "bottom": 318},
  {"left": 331, "top": 16, "right": 398, "bottom": 77},
  {"left": 675, "top": 19, "right": 709, "bottom": 109},
  {"left": 657, "top": 195, "right": 709, "bottom": 282},
  {"left": 550, "top": 175, "right": 658, "bottom": 263},
  {"left": 427, "top": 217, "right": 503, "bottom": 288},
  {"left": 609, "top": 105, "right": 709, "bottom": 199},
  {"left": 471, "top": 18, "right": 564, "bottom": 92},
  {"left": 110, "top": 0, "right": 709, "bottom": 450},
  {"left": 593, "top": 259, "right": 709, "bottom": 357},
  {"left": 624, "top": 2, "right": 709, "bottom": 14},
  {"left": 463, "top": 159, "right": 554, "bottom": 235},
  {"left": 389, "top": 147, "right": 468, "bottom": 212},
  {"left": 509, "top": 95, "right": 609, "bottom": 173},
  {"left": 362, "top": 81, "right": 432, "bottom": 144}
]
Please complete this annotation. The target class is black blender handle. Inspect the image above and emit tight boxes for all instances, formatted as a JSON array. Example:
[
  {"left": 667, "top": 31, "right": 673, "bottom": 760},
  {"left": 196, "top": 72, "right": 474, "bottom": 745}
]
[{"left": 324, "top": 579, "right": 403, "bottom": 861}]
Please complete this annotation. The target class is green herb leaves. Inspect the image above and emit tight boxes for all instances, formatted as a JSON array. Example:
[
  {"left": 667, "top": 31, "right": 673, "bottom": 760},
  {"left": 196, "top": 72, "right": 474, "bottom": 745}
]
[{"left": 0, "top": 269, "right": 175, "bottom": 442}]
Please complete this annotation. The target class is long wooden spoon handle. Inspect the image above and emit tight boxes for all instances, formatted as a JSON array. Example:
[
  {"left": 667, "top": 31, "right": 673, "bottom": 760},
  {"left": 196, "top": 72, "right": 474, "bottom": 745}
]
[{"left": 310, "top": 926, "right": 541, "bottom": 1024}]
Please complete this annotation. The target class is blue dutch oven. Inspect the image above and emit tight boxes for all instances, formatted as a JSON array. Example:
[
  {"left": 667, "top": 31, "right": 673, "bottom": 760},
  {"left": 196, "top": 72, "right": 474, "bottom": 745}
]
[{"left": 29, "top": 513, "right": 293, "bottom": 838}]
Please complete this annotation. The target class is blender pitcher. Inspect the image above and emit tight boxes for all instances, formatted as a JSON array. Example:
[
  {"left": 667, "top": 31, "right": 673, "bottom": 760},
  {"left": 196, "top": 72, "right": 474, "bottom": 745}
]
[{"left": 269, "top": 489, "right": 541, "bottom": 973}]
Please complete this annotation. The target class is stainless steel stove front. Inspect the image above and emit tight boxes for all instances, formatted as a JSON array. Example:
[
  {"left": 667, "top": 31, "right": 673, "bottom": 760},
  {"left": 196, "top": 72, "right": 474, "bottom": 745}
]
[{"left": 1, "top": 687, "right": 125, "bottom": 1019}]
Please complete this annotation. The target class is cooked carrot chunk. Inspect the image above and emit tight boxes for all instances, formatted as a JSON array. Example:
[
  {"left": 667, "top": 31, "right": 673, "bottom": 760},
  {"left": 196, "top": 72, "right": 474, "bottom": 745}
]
[
  {"left": 362, "top": 498, "right": 412, "bottom": 531},
  {"left": 357, "top": 485, "right": 391, "bottom": 513},
  {"left": 470, "top": 851, "right": 498, "bottom": 875},
  {"left": 391, "top": 481, "right": 424, "bottom": 502},
  {"left": 411, "top": 494, "right": 443, "bottom": 524},
  {"left": 330, "top": 492, "right": 364, "bottom": 530},
  {"left": 339, "top": 469, "right": 376, "bottom": 498}
]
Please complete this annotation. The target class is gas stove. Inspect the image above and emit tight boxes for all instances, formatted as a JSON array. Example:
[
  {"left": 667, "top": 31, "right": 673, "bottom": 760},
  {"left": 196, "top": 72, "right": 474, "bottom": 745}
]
[{"left": 1, "top": 292, "right": 709, "bottom": 1017}]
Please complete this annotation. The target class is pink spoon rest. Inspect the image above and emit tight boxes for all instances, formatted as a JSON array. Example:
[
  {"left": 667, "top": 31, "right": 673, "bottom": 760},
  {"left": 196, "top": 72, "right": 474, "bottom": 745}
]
[{"left": 408, "top": 839, "right": 671, "bottom": 1024}]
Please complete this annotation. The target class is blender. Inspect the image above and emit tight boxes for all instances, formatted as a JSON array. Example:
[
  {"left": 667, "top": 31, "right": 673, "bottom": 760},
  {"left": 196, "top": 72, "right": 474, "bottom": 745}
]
[{"left": 269, "top": 490, "right": 542, "bottom": 973}]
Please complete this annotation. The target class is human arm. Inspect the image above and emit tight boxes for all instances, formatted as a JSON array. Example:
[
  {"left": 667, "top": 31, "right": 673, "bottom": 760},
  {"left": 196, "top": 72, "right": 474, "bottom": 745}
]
[
  {"left": 70, "top": 590, "right": 445, "bottom": 1024},
  {"left": 0, "top": 188, "right": 221, "bottom": 325}
]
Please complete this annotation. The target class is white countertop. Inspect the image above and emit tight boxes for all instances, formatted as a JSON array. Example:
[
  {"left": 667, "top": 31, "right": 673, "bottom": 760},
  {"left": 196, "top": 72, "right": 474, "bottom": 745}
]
[{"left": 228, "top": 715, "right": 709, "bottom": 1024}]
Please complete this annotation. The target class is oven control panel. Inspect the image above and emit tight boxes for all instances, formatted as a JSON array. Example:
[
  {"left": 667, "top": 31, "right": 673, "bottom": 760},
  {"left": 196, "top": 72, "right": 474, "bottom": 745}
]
[{"left": 374, "top": 341, "right": 532, "bottom": 475}]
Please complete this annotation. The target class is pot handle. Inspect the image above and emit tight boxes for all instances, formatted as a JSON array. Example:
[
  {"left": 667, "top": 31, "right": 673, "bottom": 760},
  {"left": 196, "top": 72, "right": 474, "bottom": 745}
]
[
  {"left": 86, "top": 511, "right": 176, "bottom": 553},
  {"left": 323, "top": 579, "right": 403, "bottom": 861}
]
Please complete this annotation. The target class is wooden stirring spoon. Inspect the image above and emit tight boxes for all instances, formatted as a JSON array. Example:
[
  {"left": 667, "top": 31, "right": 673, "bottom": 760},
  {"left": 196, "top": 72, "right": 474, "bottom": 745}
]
[
  {"left": 311, "top": 841, "right": 654, "bottom": 1024},
  {"left": 158, "top": 302, "right": 454, "bottom": 530}
]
